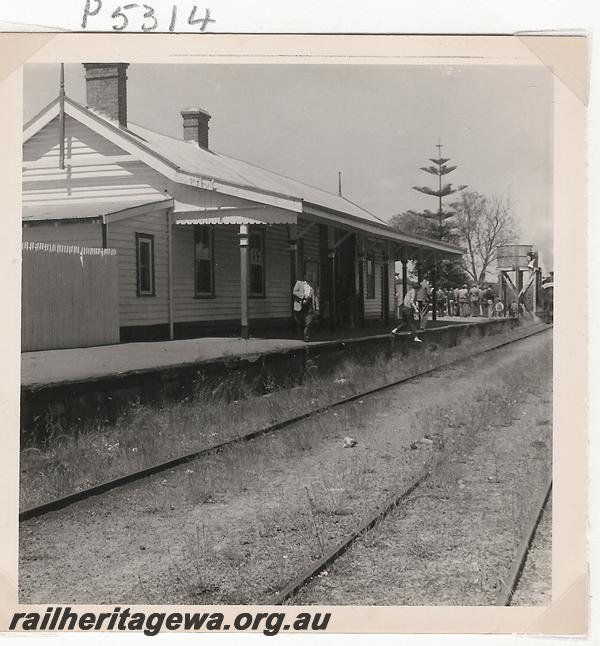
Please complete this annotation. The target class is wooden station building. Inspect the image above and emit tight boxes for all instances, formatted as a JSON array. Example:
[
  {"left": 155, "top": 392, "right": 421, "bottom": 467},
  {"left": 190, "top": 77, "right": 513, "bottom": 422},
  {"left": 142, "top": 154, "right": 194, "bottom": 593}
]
[{"left": 22, "top": 63, "right": 463, "bottom": 343}]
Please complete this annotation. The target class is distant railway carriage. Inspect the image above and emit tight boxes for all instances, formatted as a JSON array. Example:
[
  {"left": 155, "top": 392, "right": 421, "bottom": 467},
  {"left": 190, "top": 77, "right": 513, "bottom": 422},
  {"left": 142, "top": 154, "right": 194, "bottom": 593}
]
[{"left": 22, "top": 63, "right": 463, "bottom": 350}]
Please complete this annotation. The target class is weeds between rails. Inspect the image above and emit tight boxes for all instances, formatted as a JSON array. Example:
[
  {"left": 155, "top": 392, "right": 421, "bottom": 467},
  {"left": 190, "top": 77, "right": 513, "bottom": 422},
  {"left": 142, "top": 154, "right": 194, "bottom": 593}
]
[
  {"left": 166, "top": 338, "right": 552, "bottom": 604},
  {"left": 20, "top": 324, "right": 549, "bottom": 513},
  {"left": 273, "top": 344, "right": 552, "bottom": 605},
  {"left": 20, "top": 328, "right": 552, "bottom": 605}
]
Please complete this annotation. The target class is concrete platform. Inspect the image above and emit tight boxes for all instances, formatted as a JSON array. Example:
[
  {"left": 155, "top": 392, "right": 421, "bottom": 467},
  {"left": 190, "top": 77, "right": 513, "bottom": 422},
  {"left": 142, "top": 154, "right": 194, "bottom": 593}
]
[
  {"left": 21, "top": 317, "right": 523, "bottom": 440},
  {"left": 22, "top": 315, "right": 502, "bottom": 388},
  {"left": 22, "top": 337, "right": 304, "bottom": 388}
]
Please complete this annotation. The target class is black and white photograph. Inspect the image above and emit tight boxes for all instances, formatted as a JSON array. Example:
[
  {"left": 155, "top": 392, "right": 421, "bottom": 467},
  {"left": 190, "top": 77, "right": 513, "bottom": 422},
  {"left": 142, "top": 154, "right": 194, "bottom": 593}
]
[
  {"left": 1, "top": 30, "right": 588, "bottom": 638},
  {"left": 17, "top": 58, "right": 555, "bottom": 607}
]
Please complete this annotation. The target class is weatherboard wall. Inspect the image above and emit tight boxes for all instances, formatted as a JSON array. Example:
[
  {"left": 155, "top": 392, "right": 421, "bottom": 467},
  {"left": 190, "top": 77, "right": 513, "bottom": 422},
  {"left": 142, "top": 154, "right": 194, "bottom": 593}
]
[
  {"left": 22, "top": 113, "right": 298, "bottom": 334},
  {"left": 172, "top": 223, "right": 292, "bottom": 325},
  {"left": 22, "top": 115, "right": 168, "bottom": 209},
  {"left": 22, "top": 111, "right": 401, "bottom": 339},
  {"left": 105, "top": 209, "right": 171, "bottom": 328}
]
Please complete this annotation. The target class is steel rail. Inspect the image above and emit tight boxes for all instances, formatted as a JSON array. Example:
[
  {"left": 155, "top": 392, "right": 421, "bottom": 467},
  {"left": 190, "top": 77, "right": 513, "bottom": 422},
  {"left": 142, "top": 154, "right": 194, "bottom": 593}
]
[
  {"left": 268, "top": 468, "right": 432, "bottom": 605},
  {"left": 20, "top": 323, "right": 551, "bottom": 523},
  {"left": 495, "top": 478, "right": 553, "bottom": 606},
  {"left": 270, "top": 439, "right": 552, "bottom": 607},
  {"left": 270, "top": 329, "right": 553, "bottom": 606}
]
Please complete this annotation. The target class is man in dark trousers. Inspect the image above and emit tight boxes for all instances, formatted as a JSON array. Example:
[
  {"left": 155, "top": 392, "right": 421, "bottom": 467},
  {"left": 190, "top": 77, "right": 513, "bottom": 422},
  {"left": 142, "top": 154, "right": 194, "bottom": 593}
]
[
  {"left": 416, "top": 279, "right": 431, "bottom": 330},
  {"left": 293, "top": 278, "right": 316, "bottom": 342},
  {"left": 391, "top": 281, "right": 422, "bottom": 343}
]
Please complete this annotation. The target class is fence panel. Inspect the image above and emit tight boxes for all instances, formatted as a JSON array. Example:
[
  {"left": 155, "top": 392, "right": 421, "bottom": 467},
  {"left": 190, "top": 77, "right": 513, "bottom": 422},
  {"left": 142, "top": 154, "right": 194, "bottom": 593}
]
[{"left": 22, "top": 242, "right": 120, "bottom": 352}]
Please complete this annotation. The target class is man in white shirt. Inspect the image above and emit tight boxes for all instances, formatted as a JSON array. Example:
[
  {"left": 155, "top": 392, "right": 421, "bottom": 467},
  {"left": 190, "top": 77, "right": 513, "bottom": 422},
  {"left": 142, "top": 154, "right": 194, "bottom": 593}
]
[
  {"left": 391, "top": 282, "right": 422, "bottom": 343},
  {"left": 293, "top": 279, "right": 316, "bottom": 342},
  {"left": 469, "top": 284, "right": 481, "bottom": 317}
]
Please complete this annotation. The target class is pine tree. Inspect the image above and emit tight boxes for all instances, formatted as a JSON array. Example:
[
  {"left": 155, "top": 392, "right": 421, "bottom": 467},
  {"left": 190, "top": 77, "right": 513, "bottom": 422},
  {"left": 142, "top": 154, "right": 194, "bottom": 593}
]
[
  {"left": 390, "top": 141, "right": 469, "bottom": 289},
  {"left": 409, "top": 140, "right": 467, "bottom": 236}
]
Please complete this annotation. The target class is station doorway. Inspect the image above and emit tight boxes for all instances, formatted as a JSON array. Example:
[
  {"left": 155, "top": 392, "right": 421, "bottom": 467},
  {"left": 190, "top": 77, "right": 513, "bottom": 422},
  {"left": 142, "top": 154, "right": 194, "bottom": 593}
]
[{"left": 319, "top": 226, "right": 357, "bottom": 329}]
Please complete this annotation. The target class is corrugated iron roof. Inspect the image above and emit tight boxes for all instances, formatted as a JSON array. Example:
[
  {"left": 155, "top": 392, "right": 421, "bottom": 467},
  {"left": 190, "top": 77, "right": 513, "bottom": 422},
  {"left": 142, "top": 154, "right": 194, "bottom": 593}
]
[
  {"left": 23, "top": 198, "right": 172, "bottom": 222},
  {"left": 22, "top": 97, "right": 465, "bottom": 256},
  {"left": 127, "top": 122, "right": 390, "bottom": 228}
]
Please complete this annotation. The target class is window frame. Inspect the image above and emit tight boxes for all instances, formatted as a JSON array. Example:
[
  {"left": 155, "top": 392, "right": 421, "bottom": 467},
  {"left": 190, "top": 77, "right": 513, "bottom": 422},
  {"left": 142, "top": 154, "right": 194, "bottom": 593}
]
[
  {"left": 249, "top": 227, "right": 266, "bottom": 298},
  {"left": 193, "top": 224, "right": 215, "bottom": 298},
  {"left": 135, "top": 232, "right": 155, "bottom": 297},
  {"left": 366, "top": 253, "right": 376, "bottom": 299}
]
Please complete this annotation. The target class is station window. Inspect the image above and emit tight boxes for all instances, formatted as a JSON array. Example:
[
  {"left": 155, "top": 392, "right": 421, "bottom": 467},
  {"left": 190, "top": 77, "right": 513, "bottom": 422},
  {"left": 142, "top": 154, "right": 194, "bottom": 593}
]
[
  {"left": 249, "top": 228, "right": 265, "bottom": 297},
  {"left": 194, "top": 224, "right": 214, "bottom": 296},
  {"left": 136, "top": 233, "right": 155, "bottom": 297},
  {"left": 366, "top": 254, "right": 375, "bottom": 299}
]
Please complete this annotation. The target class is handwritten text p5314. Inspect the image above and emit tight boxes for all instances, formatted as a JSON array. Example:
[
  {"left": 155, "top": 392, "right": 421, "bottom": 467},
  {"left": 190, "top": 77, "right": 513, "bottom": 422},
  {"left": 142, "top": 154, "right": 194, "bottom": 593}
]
[{"left": 81, "top": 0, "right": 215, "bottom": 32}]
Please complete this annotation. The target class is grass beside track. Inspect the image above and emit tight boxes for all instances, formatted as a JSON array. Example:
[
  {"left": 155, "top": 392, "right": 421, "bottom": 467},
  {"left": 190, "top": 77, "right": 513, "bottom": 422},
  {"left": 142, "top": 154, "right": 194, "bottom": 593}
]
[
  {"left": 20, "top": 326, "right": 551, "bottom": 605},
  {"left": 21, "top": 323, "right": 541, "bottom": 510},
  {"left": 292, "top": 338, "right": 552, "bottom": 606}
]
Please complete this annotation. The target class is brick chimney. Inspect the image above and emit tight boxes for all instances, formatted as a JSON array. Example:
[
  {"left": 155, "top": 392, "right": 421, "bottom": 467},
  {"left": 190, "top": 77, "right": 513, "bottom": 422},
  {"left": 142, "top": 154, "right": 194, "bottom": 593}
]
[
  {"left": 181, "top": 108, "right": 211, "bottom": 149},
  {"left": 83, "top": 63, "right": 129, "bottom": 128}
]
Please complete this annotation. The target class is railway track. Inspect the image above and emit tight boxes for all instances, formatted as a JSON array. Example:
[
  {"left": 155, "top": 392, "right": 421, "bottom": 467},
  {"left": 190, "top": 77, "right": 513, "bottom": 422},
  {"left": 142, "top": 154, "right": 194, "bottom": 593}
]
[
  {"left": 270, "top": 408, "right": 552, "bottom": 606},
  {"left": 268, "top": 467, "right": 434, "bottom": 604},
  {"left": 269, "top": 468, "right": 552, "bottom": 607},
  {"left": 20, "top": 323, "right": 551, "bottom": 523},
  {"left": 496, "top": 478, "right": 553, "bottom": 606}
]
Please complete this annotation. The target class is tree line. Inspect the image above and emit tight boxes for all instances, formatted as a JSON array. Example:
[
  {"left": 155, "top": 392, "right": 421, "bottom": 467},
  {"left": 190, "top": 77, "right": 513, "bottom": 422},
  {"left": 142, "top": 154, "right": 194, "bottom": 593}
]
[{"left": 390, "top": 190, "right": 517, "bottom": 288}]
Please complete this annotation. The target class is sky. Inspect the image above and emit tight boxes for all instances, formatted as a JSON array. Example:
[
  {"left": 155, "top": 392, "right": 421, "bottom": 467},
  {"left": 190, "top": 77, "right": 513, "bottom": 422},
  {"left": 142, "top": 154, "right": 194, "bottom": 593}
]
[{"left": 23, "top": 63, "right": 554, "bottom": 270}]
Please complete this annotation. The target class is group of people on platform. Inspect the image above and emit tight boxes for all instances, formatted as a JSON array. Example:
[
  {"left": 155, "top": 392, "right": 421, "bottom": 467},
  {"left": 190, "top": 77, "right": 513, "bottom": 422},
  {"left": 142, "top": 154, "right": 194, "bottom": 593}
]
[
  {"left": 291, "top": 274, "right": 524, "bottom": 345},
  {"left": 392, "top": 278, "right": 517, "bottom": 342},
  {"left": 441, "top": 284, "right": 506, "bottom": 319}
]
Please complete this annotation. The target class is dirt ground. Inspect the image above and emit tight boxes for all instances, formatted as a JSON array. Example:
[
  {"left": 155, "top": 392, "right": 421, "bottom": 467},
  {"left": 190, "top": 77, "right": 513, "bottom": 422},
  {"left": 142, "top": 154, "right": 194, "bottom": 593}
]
[{"left": 19, "top": 330, "right": 552, "bottom": 605}]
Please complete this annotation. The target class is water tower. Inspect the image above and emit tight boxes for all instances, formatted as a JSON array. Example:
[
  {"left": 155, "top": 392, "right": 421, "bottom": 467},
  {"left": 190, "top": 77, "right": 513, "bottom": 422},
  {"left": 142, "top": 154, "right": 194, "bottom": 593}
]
[{"left": 496, "top": 244, "right": 541, "bottom": 315}]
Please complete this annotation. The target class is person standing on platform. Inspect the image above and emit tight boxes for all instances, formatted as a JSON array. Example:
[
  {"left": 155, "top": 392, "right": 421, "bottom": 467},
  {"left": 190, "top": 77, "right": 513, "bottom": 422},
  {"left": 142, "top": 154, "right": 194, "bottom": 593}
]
[
  {"left": 436, "top": 287, "right": 445, "bottom": 318},
  {"left": 417, "top": 279, "right": 431, "bottom": 330},
  {"left": 492, "top": 297, "right": 504, "bottom": 318},
  {"left": 458, "top": 284, "right": 469, "bottom": 317},
  {"left": 293, "top": 278, "right": 316, "bottom": 342},
  {"left": 483, "top": 285, "right": 495, "bottom": 317},
  {"left": 469, "top": 283, "right": 481, "bottom": 317},
  {"left": 447, "top": 289, "right": 455, "bottom": 318},
  {"left": 391, "top": 281, "right": 422, "bottom": 343},
  {"left": 478, "top": 284, "right": 485, "bottom": 317}
]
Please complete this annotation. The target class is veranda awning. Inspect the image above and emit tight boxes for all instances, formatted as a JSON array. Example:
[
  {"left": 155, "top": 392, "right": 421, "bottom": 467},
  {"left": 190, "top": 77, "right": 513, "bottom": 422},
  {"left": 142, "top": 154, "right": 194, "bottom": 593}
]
[{"left": 174, "top": 204, "right": 297, "bottom": 226}]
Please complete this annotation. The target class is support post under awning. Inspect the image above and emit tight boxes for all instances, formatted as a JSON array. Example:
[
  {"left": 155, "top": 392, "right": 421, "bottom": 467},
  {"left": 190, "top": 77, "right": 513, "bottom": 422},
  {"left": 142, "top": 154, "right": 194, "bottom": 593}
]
[
  {"left": 357, "top": 234, "right": 365, "bottom": 328},
  {"left": 288, "top": 224, "right": 299, "bottom": 319},
  {"left": 239, "top": 224, "right": 250, "bottom": 339},
  {"left": 327, "top": 227, "right": 336, "bottom": 331}
]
